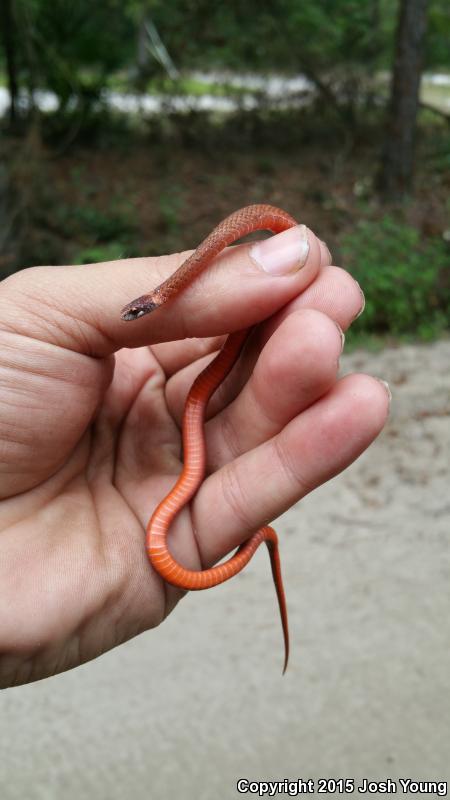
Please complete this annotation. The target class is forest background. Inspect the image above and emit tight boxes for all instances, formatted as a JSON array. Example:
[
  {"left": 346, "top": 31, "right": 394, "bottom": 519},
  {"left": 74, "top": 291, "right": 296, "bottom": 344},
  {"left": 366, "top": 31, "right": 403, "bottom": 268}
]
[{"left": 0, "top": 0, "right": 449, "bottom": 347}]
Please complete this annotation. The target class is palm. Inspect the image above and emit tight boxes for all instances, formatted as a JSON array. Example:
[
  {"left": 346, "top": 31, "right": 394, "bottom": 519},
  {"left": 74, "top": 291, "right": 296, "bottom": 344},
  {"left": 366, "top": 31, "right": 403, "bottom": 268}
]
[{"left": 0, "top": 339, "right": 197, "bottom": 686}]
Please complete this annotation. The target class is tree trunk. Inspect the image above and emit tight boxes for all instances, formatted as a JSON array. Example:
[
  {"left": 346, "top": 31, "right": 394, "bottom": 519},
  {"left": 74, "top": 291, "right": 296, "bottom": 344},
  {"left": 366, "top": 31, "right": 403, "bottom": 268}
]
[
  {"left": 378, "top": 0, "right": 429, "bottom": 197},
  {"left": 0, "top": 0, "right": 19, "bottom": 126}
]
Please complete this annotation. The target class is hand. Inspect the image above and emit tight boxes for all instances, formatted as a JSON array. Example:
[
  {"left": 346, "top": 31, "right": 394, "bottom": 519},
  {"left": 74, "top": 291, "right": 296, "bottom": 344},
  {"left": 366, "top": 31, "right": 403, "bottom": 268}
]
[{"left": 0, "top": 224, "right": 389, "bottom": 687}]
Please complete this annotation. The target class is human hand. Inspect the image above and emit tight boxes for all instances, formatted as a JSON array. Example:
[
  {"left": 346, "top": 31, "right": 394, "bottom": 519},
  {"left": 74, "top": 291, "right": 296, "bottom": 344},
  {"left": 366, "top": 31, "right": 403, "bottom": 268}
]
[{"left": 0, "top": 223, "right": 389, "bottom": 686}]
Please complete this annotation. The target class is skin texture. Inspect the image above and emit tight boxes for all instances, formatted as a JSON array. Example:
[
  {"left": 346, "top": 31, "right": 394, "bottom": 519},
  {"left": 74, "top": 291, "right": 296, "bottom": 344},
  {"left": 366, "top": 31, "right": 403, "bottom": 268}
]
[
  {"left": 123, "top": 206, "right": 298, "bottom": 672},
  {"left": 0, "top": 211, "right": 390, "bottom": 688}
]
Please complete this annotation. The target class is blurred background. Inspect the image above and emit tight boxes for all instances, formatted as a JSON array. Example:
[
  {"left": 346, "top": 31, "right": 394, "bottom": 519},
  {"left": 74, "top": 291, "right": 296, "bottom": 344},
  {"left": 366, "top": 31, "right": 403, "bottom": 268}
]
[
  {"left": 1, "top": 1, "right": 449, "bottom": 797},
  {"left": 0, "top": 0, "right": 449, "bottom": 344}
]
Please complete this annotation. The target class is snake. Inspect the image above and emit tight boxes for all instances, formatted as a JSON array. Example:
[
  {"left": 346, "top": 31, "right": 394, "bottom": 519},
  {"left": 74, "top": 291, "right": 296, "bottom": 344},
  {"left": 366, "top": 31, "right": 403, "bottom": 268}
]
[{"left": 121, "top": 204, "right": 298, "bottom": 673}]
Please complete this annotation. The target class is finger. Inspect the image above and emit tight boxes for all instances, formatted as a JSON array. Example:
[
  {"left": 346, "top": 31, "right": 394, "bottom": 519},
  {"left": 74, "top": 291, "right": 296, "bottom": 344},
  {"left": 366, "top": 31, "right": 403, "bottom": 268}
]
[
  {"left": 152, "top": 335, "right": 226, "bottom": 377},
  {"left": 318, "top": 239, "right": 333, "bottom": 267},
  {"left": 165, "top": 308, "right": 343, "bottom": 463},
  {"left": 204, "top": 309, "right": 344, "bottom": 469},
  {"left": 190, "top": 374, "right": 390, "bottom": 567},
  {"left": 0, "top": 224, "right": 324, "bottom": 356},
  {"left": 165, "top": 264, "right": 363, "bottom": 420},
  {"left": 292, "top": 264, "right": 365, "bottom": 331},
  {"left": 151, "top": 237, "right": 334, "bottom": 377},
  {"left": 151, "top": 261, "right": 350, "bottom": 384}
]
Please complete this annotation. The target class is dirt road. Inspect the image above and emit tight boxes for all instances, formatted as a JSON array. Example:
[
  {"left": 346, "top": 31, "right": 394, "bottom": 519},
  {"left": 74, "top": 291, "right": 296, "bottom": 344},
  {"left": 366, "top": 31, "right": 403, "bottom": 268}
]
[{"left": 1, "top": 340, "right": 449, "bottom": 798}]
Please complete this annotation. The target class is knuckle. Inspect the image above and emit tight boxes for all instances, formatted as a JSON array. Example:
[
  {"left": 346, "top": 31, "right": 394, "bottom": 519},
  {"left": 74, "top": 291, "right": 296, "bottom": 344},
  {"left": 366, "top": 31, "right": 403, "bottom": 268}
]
[
  {"left": 273, "top": 437, "right": 315, "bottom": 498},
  {"left": 217, "top": 410, "right": 242, "bottom": 462},
  {"left": 220, "top": 462, "right": 254, "bottom": 532}
]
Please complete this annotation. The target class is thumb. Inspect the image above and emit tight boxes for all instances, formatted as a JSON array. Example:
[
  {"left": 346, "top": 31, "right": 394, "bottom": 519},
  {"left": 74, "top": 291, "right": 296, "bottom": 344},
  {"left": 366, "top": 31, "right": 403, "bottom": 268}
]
[{"left": 0, "top": 224, "right": 324, "bottom": 357}]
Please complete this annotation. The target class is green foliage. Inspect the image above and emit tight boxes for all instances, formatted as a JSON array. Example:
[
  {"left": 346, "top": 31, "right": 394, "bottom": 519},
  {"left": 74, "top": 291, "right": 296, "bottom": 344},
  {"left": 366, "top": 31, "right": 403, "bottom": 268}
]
[
  {"left": 68, "top": 204, "right": 135, "bottom": 242},
  {"left": 51, "top": 193, "right": 139, "bottom": 266},
  {"left": 74, "top": 241, "right": 128, "bottom": 264},
  {"left": 2, "top": 0, "right": 449, "bottom": 136},
  {"left": 341, "top": 216, "right": 450, "bottom": 341},
  {"left": 144, "top": 76, "right": 246, "bottom": 98},
  {"left": 427, "top": 0, "right": 450, "bottom": 68},
  {"left": 144, "top": 0, "right": 390, "bottom": 72},
  {"left": 158, "top": 186, "right": 183, "bottom": 234},
  {"left": 1, "top": 0, "right": 449, "bottom": 343},
  {"left": 12, "top": 0, "right": 134, "bottom": 107},
  {"left": 54, "top": 197, "right": 137, "bottom": 242}
]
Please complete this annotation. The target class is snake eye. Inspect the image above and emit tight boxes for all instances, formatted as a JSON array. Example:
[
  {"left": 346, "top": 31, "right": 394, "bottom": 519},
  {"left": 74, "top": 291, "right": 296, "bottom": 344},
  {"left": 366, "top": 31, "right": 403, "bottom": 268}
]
[
  {"left": 121, "top": 295, "right": 161, "bottom": 320},
  {"left": 121, "top": 305, "right": 146, "bottom": 321}
]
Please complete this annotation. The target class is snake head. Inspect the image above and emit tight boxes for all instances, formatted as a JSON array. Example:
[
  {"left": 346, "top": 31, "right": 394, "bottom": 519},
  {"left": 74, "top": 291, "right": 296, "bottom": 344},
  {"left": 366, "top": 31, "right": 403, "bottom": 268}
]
[{"left": 121, "top": 295, "right": 160, "bottom": 321}]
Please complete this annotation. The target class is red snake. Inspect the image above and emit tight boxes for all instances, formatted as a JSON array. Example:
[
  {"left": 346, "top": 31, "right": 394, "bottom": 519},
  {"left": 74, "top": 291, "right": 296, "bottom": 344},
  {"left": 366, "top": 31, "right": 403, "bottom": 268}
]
[{"left": 121, "top": 204, "right": 298, "bottom": 672}]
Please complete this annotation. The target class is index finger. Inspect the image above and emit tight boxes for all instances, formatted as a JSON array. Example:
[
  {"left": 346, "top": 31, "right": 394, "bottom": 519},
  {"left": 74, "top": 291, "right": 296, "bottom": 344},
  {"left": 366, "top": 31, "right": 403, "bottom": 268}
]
[{"left": 0, "top": 224, "right": 325, "bottom": 358}]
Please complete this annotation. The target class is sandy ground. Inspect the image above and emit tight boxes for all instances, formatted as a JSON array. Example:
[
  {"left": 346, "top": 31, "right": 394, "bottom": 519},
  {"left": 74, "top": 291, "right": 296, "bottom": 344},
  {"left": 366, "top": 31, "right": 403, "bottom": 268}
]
[{"left": 1, "top": 340, "right": 449, "bottom": 799}]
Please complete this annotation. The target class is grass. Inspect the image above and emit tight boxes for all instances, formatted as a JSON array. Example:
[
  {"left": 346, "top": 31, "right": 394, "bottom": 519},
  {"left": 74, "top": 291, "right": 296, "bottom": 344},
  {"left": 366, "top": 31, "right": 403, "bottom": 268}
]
[{"left": 106, "top": 72, "right": 250, "bottom": 99}]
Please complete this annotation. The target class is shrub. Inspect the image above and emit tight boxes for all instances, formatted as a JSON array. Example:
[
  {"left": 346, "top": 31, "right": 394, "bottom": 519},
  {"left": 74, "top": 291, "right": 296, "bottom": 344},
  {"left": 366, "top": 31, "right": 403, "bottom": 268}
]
[{"left": 341, "top": 215, "right": 450, "bottom": 341}]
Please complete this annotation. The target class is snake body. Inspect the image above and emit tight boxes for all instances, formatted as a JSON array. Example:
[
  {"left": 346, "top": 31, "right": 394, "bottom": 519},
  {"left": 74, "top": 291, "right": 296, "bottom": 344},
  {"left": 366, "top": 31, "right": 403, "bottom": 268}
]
[{"left": 122, "top": 204, "right": 297, "bottom": 672}]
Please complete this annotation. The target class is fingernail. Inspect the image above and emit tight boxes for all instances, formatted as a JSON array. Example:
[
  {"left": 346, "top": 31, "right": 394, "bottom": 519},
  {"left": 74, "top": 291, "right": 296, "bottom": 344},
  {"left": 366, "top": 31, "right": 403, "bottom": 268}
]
[
  {"left": 335, "top": 322, "right": 345, "bottom": 353},
  {"left": 378, "top": 379, "right": 392, "bottom": 403},
  {"left": 353, "top": 281, "right": 365, "bottom": 320},
  {"left": 320, "top": 239, "right": 332, "bottom": 263},
  {"left": 250, "top": 224, "right": 310, "bottom": 275}
]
